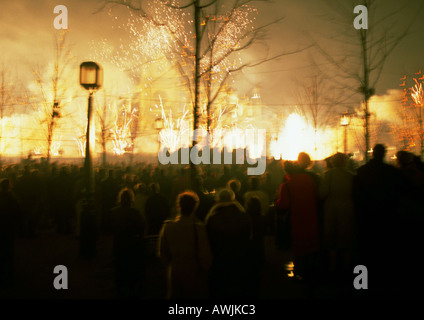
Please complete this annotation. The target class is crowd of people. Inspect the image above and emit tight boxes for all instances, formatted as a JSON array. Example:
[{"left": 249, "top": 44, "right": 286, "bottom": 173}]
[{"left": 1, "top": 143, "right": 424, "bottom": 299}]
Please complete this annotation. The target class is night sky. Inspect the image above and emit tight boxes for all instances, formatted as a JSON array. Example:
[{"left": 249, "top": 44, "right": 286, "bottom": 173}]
[{"left": 2, "top": 0, "right": 424, "bottom": 108}]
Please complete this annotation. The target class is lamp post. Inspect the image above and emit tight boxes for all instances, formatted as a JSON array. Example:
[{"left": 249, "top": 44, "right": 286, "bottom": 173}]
[
  {"left": 340, "top": 112, "right": 350, "bottom": 155},
  {"left": 79, "top": 61, "right": 103, "bottom": 260}
]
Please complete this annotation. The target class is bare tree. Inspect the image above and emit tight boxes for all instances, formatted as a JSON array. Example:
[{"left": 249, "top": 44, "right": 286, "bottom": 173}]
[
  {"left": 312, "top": 0, "right": 423, "bottom": 161},
  {"left": 98, "top": 0, "right": 283, "bottom": 131},
  {"left": 98, "top": 0, "right": 309, "bottom": 183},
  {"left": 32, "top": 31, "right": 74, "bottom": 162}
]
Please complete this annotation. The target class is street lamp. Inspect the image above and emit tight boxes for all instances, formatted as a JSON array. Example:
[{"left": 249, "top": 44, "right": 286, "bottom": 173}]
[
  {"left": 340, "top": 112, "right": 350, "bottom": 154},
  {"left": 80, "top": 61, "right": 103, "bottom": 90},
  {"left": 79, "top": 61, "right": 103, "bottom": 260}
]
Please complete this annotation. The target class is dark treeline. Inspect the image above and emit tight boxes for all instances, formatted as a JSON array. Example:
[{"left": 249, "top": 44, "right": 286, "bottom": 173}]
[{"left": 1, "top": 144, "right": 424, "bottom": 299}]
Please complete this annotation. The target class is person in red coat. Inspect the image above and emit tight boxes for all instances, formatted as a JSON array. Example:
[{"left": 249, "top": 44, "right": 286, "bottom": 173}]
[{"left": 276, "top": 153, "right": 321, "bottom": 283}]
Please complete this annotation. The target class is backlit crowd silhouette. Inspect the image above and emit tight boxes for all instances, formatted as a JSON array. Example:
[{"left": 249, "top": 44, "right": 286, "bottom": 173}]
[{"left": 1, "top": 143, "right": 424, "bottom": 299}]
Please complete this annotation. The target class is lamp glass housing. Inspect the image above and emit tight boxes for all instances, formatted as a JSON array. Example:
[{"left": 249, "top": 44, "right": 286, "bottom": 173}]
[
  {"left": 80, "top": 61, "right": 103, "bottom": 90},
  {"left": 155, "top": 118, "right": 164, "bottom": 130},
  {"left": 340, "top": 114, "right": 350, "bottom": 126}
]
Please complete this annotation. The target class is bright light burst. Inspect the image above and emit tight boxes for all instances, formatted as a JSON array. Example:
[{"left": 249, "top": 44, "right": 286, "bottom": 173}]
[
  {"left": 50, "top": 140, "right": 62, "bottom": 157},
  {"left": 110, "top": 107, "right": 138, "bottom": 155},
  {"left": 32, "top": 145, "right": 43, "bottom": 156},
  {"left": 154, "top": 96, "right": 190, "bottom": 153},
  {"left": 270, "top": 112, "right": 337, "bottom": 161},
  {"left": 411, "top": 79, "right": 423, "bottom": 106},
  {"left": 74, "top": 134, "right": 86, "bottom": 157}
]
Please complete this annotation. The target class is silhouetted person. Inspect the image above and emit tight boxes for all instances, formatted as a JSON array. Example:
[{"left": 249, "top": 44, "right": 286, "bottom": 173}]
[
  {"left": 158, "top": 191, "right": 212, "bottom": 299},
  {"left": 276, "top": 153, "right": 321, "bottom": 291},
  {"left": 203, "top": 168, "right": 218, "bottom": 192},
  {"left": 205, "top": 188, "right": 252, "bottom": 299},
  {"left": 354, "top": 144, "right": 403, "bottom": 296},
  {"left": 193, "top": 176, "right": 215, "bottom": 223},
  {"left": 395, "top": 150, "right": 424, "bottom": 210},
  {"left": 394, "top": 150, "right": 424, "bottom": 295},
  {"left": 100, "top": 169, "right": 121, "bottom": 235},
  {"left": 133, "top": 183, "right": 149, "bottom": 220},
  {"left": 140, "top": 167, "right": 152, "bottom": 186},
  {"left": 319, "top": 153, "right": 355, "bottom": 277},
  {"left": 244, "top": 176, "right": 270, "bottom": 217},
  {"left": 246, "top": 195, "right": 266, "bottom": 297},
  {"left": 261, "top": 172, "right": 278, "bottom": 203},
  {"left": 0, "top": 178, "right": 21, "bottom": 290},
  {"left": 14, "top": 166, "right": 36, "bottom": 237},
  {"left": 226, "top": 179, "right": 243, "bottom": 206},
  {"left": 145, "top": 182, "right": 171, "bottom": 235},
  {"left": 55, "top": 167, "right": 74, "bottom": 234},
  {"left": 110, "top": 188, "right": 146, "bottom": 299},
  {"left": 217, "top": 166, "right": 232, "bottom": 188},
  {"left": 274, "top": 161, "right": 297, "bottom": 251},
  {"left": 156, "top": 167, "right": 172, "bottom": 201}
]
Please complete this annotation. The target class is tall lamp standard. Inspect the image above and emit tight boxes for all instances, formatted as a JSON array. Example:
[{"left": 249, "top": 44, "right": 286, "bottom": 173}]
[
  {"left": 340, "top": 112, "right": 350, "bottom": 155},
  {"left": 79, "top": 61, "right": 103, "bottom": 259}
]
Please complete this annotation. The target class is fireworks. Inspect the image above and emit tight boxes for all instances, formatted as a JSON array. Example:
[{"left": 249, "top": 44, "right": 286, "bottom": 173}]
[
  {"left": 110, "top": 107, "right": 138, "bottom": 156},
  {"left": 0, "top": 2, "right": 366, "bottom": 163},
  {"left": 411, "top": 79, "right": 423, "bottom": 106},
  {"left": 32, "top": 145, "right": 43, "bottom": 156},
  {"left": 50, "top": 140, "right": 62, "bottom": 157},
  {"left": 154, "top": 96, "right": 190, "bottom": 153},
  {"left": 89, "top": 0, "right": 259, "bottom": 137},
  {"left": 74, "top": 135, "right": 86, "bottom": 157}
]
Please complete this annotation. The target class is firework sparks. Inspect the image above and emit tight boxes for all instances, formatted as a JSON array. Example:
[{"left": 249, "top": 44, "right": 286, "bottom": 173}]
[
  {"left": 411, "top": 79, "right": 423, "bottom": 106},
  {"left": 50, "top": 140, "right": 62, "bottom": 157},
  {"left": 32, "top": 145, "right": 43, "bottom": 156},
  {"left": 110, "top": 107, "right": 138, "bottom": 155},
  {"left": 74, "top": 134, "right": 86, "bottom": 157},
  {"left": 155, "top": 96, "right": 190, "bottom": 153}
]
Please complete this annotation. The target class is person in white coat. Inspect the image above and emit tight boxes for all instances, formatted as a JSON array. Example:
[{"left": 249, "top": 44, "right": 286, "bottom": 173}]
[{"left": 158, "top": 191, "right": 212, "bottom": 299}]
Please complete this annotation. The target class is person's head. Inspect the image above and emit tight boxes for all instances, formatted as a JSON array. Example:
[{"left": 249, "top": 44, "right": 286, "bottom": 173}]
[
  {"left": 396, "top": 150, "right": 414, "bottom": 168},
  {"left": 227, "top": 179, "right": 241, "bottom": 193},
  {"left": 245, "top": 196, "right": 261, "bottom": 216},
  {"left": 297, "top": 152, "right": 311, "bottom": 169},
  {"left": 216, "top": 188, "right": 235, "bottom": 203},
  {"left": 1, "top": 178, "right": 10, "bottom": 192},
  {"left": 324, "top": 156, "right": 333, "bottom": 169},
  {"left": 149, "top": 182, "right": 160, "bottom": 195},
  {"left": 372, "top": 144, "right": 386, "bottom": 161},
  {"left": 248, "top": 176, "right": 260, "bottom": 190},
  {"left": 331, "top": 152, "right": 348, "bottom": 168},
  {"left": 134, "top": 183, "right": 147, "bottom": 194},
  {"left": 118, "top": 188, "right": 135, "bottom": 207},
  {"left": 177, "top": 191, "right": 199, "bottom": 216},
  {"left": 283, "top": 160, "right": 297, "bottom": 175}
]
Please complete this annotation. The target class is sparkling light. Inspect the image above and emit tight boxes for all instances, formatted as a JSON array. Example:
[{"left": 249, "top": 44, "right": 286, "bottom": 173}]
[
  {"left": 110, "top": 107, "right": 138, "bottom": 155},
  {"left": 411, "top": 79, "right": 423, "bottom": 106}
]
